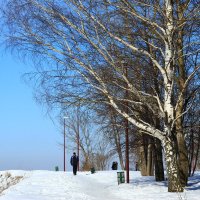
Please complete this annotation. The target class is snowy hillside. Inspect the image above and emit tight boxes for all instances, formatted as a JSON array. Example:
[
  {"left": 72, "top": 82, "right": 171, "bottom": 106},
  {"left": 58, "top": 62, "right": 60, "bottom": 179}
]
[{"left": 0, "top": 170, "right": 199, "bottom": 200}]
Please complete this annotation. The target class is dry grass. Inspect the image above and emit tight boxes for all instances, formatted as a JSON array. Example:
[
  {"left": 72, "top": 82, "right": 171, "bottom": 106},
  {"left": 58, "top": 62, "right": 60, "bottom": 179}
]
[{"left": 0, "top": 172, "right": 23, "bottom": 195}]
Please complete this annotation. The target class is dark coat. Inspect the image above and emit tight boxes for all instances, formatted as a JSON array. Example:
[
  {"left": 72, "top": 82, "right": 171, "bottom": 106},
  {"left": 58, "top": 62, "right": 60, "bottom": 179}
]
[{"left": 70, "top": 155, "right": 79, "bottom": 166}]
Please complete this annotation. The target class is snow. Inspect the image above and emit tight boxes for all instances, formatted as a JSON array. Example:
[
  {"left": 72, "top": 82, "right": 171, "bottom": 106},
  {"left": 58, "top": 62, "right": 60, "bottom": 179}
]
[{"left": 0, "top": 170, "right": 199, "bottom": 200}]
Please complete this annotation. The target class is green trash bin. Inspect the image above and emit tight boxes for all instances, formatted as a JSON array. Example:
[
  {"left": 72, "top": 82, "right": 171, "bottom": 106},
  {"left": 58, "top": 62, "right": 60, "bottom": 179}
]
[
  {"left": 55, "top": 166, "right": 59, "bottom": 171},
  {"left": 117, "top": 171, "right": 125, "bottom": 184}
]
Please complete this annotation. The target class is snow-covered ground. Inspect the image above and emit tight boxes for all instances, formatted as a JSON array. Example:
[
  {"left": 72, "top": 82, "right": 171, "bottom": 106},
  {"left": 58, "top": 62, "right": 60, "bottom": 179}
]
[{"left": 0, "top": 170, "right": 199, "bottom": 200}]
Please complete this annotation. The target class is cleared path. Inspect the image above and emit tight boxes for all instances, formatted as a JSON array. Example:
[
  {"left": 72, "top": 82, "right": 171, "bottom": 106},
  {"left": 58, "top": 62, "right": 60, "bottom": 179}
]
[{"left": 0, "top": 171, "right": 122, "bottom": 200}]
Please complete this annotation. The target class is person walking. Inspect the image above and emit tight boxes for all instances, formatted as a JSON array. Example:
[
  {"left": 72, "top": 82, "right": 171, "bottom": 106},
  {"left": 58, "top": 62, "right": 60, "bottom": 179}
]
[{"left": 70, "top": 152, "right": 79, "bottom": 175}]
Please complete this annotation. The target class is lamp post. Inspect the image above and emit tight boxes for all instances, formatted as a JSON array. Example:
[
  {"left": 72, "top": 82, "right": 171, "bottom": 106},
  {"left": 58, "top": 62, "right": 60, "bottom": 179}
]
[
  {"left": 125, "top": 66, "right": 129, "bottom": 183},
  {"left": 77, "top": 105, "right": 80, "bottom": 171},
  {"left": 122, "top": 60, "right": 129, "bottom": 183},
  {"left": 63, "top": 116, "right": 68, "bottom": 172},
  {"left": 77, "top": 125, "right": 80, "bottom": 171}
]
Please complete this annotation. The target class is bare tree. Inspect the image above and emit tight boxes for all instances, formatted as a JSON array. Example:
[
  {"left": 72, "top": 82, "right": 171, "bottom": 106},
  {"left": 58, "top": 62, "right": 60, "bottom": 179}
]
[
  {"left": 62, "top": 107, "right": 94, "bottom": 170},
  {"left": 93, "top": 139, "right": 113, "bottom": 171},
  {"left": 62, "top": 107, "right": 112, "bottom": 171},
  {"left": 185, "top": 91, "right": 200, "bottom": 176},
  {"left": 2, "top": 0, "right": 200, "bottom": 192},
  {"left": 95, "top": 105, "right": 125, "bottom": 170}
]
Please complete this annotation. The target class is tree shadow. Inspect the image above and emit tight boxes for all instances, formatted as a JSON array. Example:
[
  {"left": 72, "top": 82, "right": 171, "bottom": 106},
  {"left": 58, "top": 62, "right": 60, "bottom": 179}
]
[
  {"left": 186, "top": 174, "right": 200, "bottom": 191},
  {"left": 129, "top": 175, "right": 168, "bottom": 188},
  {"left": 129, "top": 173, "right": 200, "bottom": 191}
]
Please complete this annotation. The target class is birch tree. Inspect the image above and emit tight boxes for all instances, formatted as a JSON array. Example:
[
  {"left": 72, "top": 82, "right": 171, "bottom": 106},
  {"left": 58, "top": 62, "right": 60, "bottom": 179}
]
[{"left": 2, "top": 0, "right": 200, "bottom": 192}]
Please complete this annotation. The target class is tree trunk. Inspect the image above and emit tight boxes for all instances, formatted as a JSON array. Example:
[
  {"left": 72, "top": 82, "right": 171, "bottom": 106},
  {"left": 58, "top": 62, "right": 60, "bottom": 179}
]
[
  {"left": 191, "top": 131, "right": 200, "bottom": 176},
  {"left": 188, "top": 130, "right": 194, "bottom": 176},
  {"left": 140, "top": 145, "right": 147, "bottom": 176},
  {"left": 175, "top": 0, "right": 189, "bottom": 187},
  {"left": 163, "top": 137, "right": 183, "bottom": 192},
  {"left": 110, "top": 108, "right": 125, "bottom": 170},
  {"left": 176, "top": 129, "right": 189, "bottom": 186},
  {"left": 117, "top": 141, "right": 125, "bottom": 170},
  {"left": 175, "top": 32, "right": 189, "bottom": 186},
  {"left": 140, "top": 135, "right": 154, "bottom": 176},
  {"left": 154, "top": 139, "right": 165, "bottom": 181},
  {"left": 113, "top": 127, "right": 124, "bottom": 170},
  {"left": 147, "top": 143, "right": 154, "bottom": 176}
]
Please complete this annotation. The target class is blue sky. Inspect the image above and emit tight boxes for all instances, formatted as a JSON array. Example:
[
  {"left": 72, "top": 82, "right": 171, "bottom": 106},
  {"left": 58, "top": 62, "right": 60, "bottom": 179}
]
[{"left": 0, "top": 50, "right": 70, "bottom": 171}]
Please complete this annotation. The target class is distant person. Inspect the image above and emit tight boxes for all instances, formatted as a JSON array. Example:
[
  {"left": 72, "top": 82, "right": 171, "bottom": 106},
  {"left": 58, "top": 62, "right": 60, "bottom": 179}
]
[
  {"left": 70, "top": 152, "right": 79, "bottom": 175},
  {"left": 111, "top": 161, "right": 118, "bottom": 170},
  {"left": 135, "top": 162, "right": 139, "bottom": 171}
]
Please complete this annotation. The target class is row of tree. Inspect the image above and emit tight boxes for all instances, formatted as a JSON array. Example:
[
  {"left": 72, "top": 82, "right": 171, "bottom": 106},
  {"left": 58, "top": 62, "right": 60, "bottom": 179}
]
[{"left": 1, "top": 0, "right": 199, "bottom": 192}]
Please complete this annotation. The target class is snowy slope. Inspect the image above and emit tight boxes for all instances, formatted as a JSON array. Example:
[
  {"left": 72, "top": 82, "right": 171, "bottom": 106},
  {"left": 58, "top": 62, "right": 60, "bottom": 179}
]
[{"left": 0, "top": 170, "right": 199, "bottom": 200}]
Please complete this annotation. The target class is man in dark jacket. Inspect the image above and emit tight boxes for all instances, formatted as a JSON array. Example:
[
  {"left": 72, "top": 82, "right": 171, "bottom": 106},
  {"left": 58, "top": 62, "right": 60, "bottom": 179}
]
[{"left": 70, "top": 152, "right": 79, "bottom": 175}]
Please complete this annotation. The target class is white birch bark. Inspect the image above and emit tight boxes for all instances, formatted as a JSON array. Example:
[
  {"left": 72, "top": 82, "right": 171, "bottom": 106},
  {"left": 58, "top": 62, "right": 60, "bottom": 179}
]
[
  {"left": 163, "top": 0, "right": 174, "bottom": 132},
  {"left": 162, "top": 138, "right": 183, "bottom": 192},
  {"left": 161, "top": 0, "right": 183, "bottom": 191}
]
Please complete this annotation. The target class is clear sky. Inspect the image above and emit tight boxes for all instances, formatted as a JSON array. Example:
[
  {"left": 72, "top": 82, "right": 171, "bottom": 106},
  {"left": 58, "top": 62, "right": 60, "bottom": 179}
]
[{"left": 0, "top": 49, "right": 70, "bottom": 171}]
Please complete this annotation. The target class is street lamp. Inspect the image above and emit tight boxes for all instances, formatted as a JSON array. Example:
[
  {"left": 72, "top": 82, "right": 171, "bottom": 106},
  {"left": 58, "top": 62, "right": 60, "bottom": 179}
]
[{"left": 63, "top": 116, "right": 68, "bottom": 172}]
